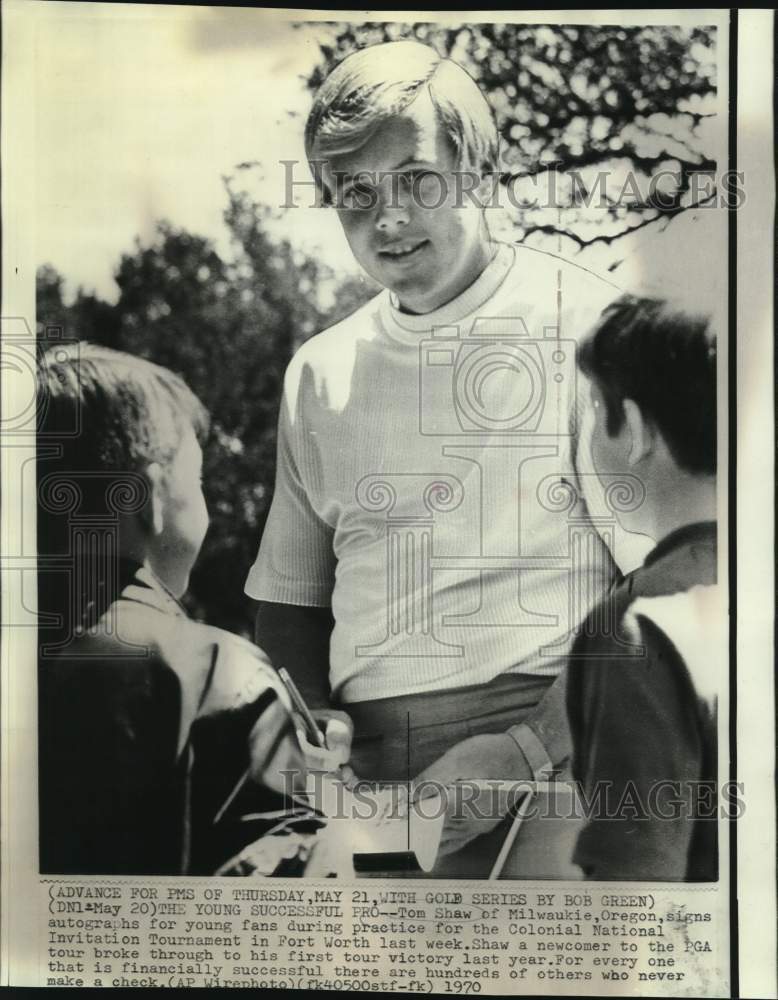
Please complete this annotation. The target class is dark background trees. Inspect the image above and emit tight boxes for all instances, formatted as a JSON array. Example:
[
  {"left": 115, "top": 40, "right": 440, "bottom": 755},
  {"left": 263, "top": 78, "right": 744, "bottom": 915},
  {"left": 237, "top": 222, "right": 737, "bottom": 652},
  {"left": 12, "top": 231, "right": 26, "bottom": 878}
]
[{"left": 37, "top": 22, "right": 718, "bottom": 635}]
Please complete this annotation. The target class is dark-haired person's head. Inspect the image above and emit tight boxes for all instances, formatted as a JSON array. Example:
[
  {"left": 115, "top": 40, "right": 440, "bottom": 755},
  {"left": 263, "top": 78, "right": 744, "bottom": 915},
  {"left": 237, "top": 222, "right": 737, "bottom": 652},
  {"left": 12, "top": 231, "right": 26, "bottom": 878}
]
[
  {"left": 577, "top": 293, "right": 717, "bottom": 540},
  {"left": 38, "top": 343, "right": 210, "bottom": 599}
]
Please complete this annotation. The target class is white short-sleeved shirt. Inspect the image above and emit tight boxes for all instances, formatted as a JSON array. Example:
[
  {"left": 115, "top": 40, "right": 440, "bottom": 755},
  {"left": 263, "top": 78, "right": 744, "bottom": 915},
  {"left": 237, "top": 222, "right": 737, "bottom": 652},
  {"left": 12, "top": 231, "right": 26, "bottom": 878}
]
[{"left": 246, "top": 243, "right": 651, "bottom": 702}]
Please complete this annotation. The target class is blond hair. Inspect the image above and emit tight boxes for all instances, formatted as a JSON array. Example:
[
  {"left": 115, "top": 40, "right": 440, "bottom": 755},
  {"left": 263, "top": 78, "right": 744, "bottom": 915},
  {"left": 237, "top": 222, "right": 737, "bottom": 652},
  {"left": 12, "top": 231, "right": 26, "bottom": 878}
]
[{"left": 305, "top": 41, "right": 498, "bottom": 192}]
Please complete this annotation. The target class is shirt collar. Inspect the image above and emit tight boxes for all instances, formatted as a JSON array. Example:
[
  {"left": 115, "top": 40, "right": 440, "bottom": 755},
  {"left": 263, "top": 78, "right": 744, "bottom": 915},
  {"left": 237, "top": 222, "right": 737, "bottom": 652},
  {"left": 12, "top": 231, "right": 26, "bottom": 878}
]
[
  {"left": 643, "top": 521, "right": 718, "bottom": 568},
  {"left": 120, "top": 561, "right": 188, "bottom": 618},
  {"left": 379, "top": 242, "right": 515, "bottom": 345},
  {"left": 626, "top": 521, "right": 717, "bottom": 599}
]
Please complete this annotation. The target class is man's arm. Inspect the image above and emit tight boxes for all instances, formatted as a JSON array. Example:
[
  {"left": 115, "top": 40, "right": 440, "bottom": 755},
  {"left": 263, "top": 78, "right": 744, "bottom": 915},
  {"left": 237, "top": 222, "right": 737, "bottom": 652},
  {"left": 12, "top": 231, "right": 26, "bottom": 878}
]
[
  {"left": 414, "top": 669, "right": 570, "bottom": 786},
  {"left": 511, "top": 668, "right": 571, "bottom": 771},
  {"left": 254, "top": 600, "right": 334, "bottom": 709},
  {"left": 413, "top": 671, "right": 571, "bottom": 857}
]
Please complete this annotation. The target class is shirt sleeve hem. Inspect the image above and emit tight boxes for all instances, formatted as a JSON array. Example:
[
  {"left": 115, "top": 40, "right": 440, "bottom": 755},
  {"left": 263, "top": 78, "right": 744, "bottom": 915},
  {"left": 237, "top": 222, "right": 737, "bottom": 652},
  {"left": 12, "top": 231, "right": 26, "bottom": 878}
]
[{"left": 244, "top": 574, "right": 332, "bottom": 608}]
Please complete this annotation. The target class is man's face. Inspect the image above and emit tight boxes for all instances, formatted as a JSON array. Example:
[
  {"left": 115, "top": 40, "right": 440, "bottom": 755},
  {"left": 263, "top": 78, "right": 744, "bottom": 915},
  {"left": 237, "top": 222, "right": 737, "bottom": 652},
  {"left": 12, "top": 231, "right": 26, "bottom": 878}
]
[{"left": 321, "top": 92, "right": 492, "bottom": 314}]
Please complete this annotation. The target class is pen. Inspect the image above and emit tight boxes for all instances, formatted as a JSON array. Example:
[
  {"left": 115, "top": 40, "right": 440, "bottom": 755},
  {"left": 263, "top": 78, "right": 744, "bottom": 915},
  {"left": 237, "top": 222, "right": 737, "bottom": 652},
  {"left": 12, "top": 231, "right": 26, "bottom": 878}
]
[
  {"left": 278, "top": 667, "right": 326, "bottom": 749},
  {"left": 488, "top": 789, "right": 535, "bottom": 880}
]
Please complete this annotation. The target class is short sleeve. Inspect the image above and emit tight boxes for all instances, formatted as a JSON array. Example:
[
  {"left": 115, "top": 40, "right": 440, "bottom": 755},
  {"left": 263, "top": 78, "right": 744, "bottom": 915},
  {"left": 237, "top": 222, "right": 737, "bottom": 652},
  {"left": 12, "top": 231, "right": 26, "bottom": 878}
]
[{"left": 244, "top": 373, "right": 335, "bottom": 606}]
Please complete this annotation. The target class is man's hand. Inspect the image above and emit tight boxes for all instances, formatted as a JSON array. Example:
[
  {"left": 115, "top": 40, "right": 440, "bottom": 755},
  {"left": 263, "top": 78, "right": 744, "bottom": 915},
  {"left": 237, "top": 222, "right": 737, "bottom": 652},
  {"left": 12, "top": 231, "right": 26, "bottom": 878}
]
[
  {"left": 413, "top": 733, "right": 532, "bottom": 857},
  {"left": 295, "top": 708, "right": 355, "bottom": 779}
]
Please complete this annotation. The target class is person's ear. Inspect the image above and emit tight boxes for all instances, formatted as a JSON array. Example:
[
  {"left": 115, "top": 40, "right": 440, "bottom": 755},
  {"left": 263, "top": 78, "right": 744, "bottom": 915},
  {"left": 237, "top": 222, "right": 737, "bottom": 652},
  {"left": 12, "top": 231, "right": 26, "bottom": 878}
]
[
  {"left": 622, "top": 399, "right": 654, "bottom": 467},
  {"left": 140, "top": 462, "right": 166, "bottom": 536}
]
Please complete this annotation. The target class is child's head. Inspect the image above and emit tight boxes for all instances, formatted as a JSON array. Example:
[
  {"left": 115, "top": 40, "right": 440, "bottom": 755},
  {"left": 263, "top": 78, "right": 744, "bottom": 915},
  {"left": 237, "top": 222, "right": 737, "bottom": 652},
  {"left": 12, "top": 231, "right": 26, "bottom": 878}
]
[
  {"left": 578, "top": 293, "right": 717, "bottom": 475},
  {"left": 577, "top": 293, "right": 716, "bottom": 532},
  {"left": 39, "top": 343, "right": 210, "bottom": 597},
  {"left": 305, "top": 41, "right": 499, "bottom": 313}
]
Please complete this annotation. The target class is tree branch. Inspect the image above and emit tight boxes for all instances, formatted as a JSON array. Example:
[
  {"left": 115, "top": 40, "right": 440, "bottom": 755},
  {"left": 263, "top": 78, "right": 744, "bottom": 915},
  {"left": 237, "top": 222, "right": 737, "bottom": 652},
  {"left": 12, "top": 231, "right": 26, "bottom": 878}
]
[{"left": 518, "top": 194, "right": 717, "bottom": 250}]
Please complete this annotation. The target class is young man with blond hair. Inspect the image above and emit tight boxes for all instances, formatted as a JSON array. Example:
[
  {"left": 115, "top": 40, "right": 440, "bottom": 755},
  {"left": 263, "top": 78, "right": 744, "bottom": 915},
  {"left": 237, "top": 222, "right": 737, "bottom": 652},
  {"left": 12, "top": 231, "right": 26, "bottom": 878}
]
[{"left": 247, "top": 41, "right": 638, "bottom": 873}]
